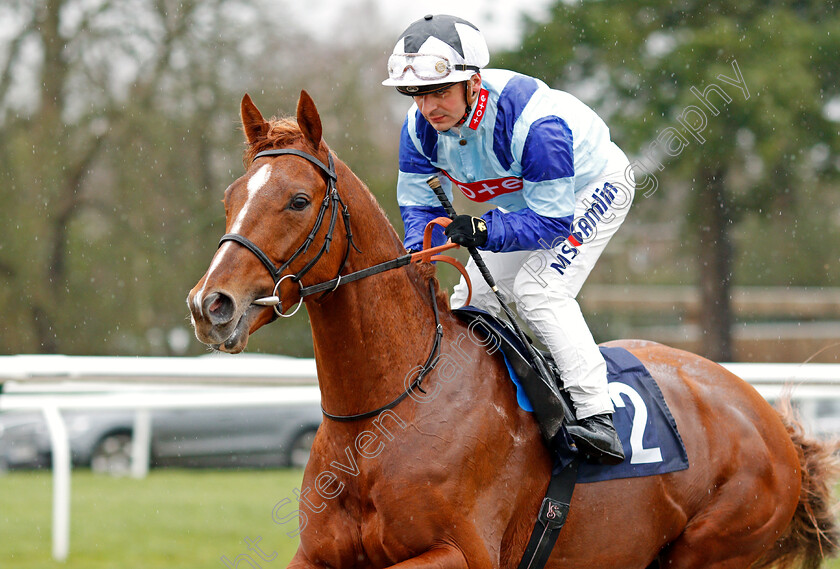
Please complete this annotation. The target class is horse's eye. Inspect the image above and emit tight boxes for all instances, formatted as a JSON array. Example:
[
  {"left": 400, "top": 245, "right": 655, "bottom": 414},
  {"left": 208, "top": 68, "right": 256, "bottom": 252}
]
[{"left": 289, "top": 194, "right": 310, "bottom": 211}]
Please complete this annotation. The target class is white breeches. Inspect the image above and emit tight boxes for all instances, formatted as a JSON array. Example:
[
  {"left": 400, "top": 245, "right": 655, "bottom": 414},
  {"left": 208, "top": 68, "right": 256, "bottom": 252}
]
[{"left": 450, "top": 165, "right": 635, "bottom": 418}]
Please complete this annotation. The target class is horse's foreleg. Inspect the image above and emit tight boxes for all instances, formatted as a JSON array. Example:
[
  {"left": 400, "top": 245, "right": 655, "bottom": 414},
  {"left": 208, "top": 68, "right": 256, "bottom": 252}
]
[
  {"left": 381, "top": 544, "right": 491, "bottom": 569},
  {"left": 285, "top": 541, "right": 492, "bottom": 569},
  {"left": 285, "top": 549, "right": 315, "bottom": 569}
]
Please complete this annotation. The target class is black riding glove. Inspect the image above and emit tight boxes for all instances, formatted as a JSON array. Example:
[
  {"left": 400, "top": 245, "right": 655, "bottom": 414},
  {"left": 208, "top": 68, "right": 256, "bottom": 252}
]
[{"left": 445, "top": 215, "right": 488, "bottom": 248}]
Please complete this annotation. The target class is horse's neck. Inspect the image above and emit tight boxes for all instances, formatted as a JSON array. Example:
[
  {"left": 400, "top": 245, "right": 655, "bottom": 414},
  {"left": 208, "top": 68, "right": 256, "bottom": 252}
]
[{"left": 305, "top": 161, "right": 445, "bottom": 417}]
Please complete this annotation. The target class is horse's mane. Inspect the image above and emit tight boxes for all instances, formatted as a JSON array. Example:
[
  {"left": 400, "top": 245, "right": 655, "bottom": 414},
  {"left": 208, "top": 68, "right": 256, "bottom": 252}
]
[{"left": 242, "top": 116, "right": 306, "bottom": 167}]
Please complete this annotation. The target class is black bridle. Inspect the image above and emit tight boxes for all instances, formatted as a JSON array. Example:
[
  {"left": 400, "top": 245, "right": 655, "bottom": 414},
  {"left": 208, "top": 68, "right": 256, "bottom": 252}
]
[
  {"left": 217, "top": 146, "right": 442, "bottom": 421},
  {"left": 219, "top": 148, "right": 358, "bottom": 317}
]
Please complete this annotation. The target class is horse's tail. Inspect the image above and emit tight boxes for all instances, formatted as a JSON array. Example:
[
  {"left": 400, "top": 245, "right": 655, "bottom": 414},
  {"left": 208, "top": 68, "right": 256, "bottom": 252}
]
[{"left": 752, "top": 401, "right": 840, "bottom": 569}]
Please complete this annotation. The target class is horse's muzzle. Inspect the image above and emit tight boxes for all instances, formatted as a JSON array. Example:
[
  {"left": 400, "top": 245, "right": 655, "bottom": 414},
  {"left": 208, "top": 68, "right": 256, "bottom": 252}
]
[
  {"left": 187, "top": 286, "right": 258, "bottom": 353},
  {"left": 202, "top": 291, "right": 236, "bottom": 326}
]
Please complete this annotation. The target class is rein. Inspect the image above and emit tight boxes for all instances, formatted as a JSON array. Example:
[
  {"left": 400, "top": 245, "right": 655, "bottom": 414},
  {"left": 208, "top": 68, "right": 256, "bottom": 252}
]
[
  {"left": 217, "top": 146, "right": 469, "bottom": 422},
  {"left": 219, "top": 148, "right": 358, "bottom": 317},
  {"left": 254, "top": 241, "right": 469, "bottom": 303}
]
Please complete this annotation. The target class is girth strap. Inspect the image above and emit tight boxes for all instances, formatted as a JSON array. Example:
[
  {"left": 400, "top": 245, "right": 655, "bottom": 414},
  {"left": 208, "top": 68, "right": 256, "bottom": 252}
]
[{"left": 517, "top": 458, "right": 580, "bottom": 569}]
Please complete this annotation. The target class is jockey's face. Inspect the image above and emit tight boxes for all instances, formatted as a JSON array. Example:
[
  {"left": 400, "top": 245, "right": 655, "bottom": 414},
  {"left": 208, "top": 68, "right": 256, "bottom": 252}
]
[{"left": 413, "top": 75, "right": 481, "bottom": 132}]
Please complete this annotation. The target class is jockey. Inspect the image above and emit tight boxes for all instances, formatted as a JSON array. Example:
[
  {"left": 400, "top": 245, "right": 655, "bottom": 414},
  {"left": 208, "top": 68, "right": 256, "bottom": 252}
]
[{"left": 383, "top": 14, "right": 634, "bottom": 464}]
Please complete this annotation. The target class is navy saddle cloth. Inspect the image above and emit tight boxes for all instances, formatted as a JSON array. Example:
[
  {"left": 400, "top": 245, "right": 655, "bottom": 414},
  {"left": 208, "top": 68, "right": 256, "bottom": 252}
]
[{"left": 453, "top": 307, "right": 689, "bottom": 483}]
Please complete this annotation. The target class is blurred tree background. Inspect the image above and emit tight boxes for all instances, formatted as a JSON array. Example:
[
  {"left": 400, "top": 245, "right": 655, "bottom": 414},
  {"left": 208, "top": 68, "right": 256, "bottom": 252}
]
[
  {"left": 1, "top": 0, "right": 838, "bottom": 361},
  {"left": 498, "top": 0, "right": 840, "bottom": 362},
  {"left": 0, "top": 0, "right": 401, "bottom": 356}
]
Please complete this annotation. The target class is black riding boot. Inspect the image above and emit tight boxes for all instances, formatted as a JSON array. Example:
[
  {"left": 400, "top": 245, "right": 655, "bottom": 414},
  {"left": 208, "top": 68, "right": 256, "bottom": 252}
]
[{"left": 565, "top": 413, "right": 625, "bottom": 465}]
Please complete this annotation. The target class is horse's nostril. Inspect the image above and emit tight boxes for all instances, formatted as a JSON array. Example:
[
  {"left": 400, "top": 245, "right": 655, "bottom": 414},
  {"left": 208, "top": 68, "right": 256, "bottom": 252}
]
[{"left": 203, "top": 291, "right": 234, "bottom": 325}]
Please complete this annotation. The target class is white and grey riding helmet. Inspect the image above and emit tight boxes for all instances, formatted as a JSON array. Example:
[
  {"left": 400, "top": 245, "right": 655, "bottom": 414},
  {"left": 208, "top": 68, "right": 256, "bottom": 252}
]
[{"left": 383, "top": 14, "right": 490, "bottom": 96}]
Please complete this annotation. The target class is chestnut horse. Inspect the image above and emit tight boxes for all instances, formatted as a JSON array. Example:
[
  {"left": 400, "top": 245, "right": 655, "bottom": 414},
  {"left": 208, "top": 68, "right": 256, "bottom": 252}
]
[{"left": 188, "top": 91, "right": 839, "bottom": 569}]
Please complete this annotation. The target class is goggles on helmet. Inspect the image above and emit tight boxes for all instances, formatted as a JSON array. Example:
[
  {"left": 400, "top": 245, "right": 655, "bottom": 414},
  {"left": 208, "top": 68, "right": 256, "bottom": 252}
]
[{"left": 387, "top": 53, "right": 479, "bottom": 82}]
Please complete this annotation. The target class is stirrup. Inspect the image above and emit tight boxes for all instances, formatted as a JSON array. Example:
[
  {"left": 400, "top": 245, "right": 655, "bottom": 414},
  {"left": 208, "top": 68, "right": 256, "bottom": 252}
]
[{"left": 565, "top": 415, "right": 625, "bottom": 465}]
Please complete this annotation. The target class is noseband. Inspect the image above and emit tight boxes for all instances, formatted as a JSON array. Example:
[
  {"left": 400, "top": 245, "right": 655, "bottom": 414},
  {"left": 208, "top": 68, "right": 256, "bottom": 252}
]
[
  {"left": 215, "top": 146, "right": 477, "bottom": 422},
  {"left": 218, "top": 148, "right": 357, "bottom": 317}
]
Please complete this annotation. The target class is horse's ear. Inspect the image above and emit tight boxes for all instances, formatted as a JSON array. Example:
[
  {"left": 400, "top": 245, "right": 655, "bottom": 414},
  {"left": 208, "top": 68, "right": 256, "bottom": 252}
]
[
  {"left": 296, "top": 90, "right": 323, "bottom": 150},
  {"left": 241, "top": 93, "right": 270, "bottom": 144}
]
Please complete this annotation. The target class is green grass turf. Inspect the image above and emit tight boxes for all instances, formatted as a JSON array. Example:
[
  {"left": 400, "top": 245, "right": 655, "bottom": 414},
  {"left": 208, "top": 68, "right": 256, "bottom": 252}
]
[
  {"left": 3, "top": 468, "right": 840, "bottom": 568},
  {"left": 0, "top": 469, "right": 303, "bottom": 569}
]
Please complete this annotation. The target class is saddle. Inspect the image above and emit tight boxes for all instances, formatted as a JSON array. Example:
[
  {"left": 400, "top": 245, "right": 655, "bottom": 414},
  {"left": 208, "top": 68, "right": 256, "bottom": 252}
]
[
  {"left": 452, "top": 306, "right": 577, "bottom": 438},
  {"left": 453, "top": 306, "right": 581, "bottom": 569},
  {"left": 453, "top": 306, "right": 690, "bottom": 479}
]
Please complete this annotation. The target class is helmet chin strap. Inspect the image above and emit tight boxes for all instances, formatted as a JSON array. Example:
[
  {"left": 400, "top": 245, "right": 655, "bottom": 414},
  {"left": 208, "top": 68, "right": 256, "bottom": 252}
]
[{"left": 454, "top": 76, "right": 480, "bottom": 127}]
